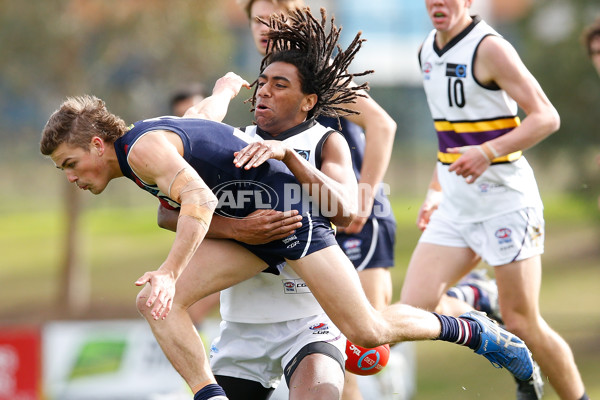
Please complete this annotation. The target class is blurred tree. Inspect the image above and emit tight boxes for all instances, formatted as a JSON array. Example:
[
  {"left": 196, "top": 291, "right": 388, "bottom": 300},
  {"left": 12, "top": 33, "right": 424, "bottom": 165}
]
[{"left": 0, "top": 0, "right": 238, "bottom": 316}]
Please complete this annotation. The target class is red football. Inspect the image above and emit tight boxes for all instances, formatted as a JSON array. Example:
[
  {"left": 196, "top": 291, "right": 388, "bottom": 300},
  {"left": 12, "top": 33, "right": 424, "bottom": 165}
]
[{"left": 344, "top": 341, "right": 390, "bottom": 376}]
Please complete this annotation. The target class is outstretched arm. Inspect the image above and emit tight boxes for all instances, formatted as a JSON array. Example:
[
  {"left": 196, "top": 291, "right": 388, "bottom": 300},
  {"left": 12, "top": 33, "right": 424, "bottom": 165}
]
[{"left": 182, "top": 72, "right": 250, "bottom": 122}]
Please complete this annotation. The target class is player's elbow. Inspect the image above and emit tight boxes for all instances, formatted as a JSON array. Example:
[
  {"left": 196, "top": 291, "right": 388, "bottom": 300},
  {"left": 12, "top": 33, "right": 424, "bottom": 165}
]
[
  {"left": 344, "top": 326, "right": 384, "bottom": 349},
  {"left": 539, "top": 104, "right": 560, "bottom": 137},
  {"left": 383, "top": 114, "right": 397, "bottom": 140},
  {"left": 547, "top": 108, "right": 560, "bottom": 134}
]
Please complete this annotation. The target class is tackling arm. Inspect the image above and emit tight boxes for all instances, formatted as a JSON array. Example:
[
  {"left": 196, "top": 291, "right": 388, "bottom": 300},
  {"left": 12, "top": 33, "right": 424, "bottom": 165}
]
[{"left": 233, "top": 132, "right": 358, "bottom": 227}]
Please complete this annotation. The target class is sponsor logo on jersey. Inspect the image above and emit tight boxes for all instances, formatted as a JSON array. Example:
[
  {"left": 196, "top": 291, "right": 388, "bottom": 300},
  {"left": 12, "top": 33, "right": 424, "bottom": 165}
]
[
  {"left": 282, "top": 235, "right": 298, "bottom": 244},
  {"left": 294, "top": 149, "right": 310, "bottom": 161},
  {"left": 446, "top": 63, "right": 467, "bottom": 78}
]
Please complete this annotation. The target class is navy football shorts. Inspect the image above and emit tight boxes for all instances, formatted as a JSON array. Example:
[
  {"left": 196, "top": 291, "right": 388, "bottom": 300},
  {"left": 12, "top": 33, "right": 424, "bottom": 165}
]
[
  {"left": 238, "top": 212, "right": 338, "bottom": 275},
  {"left": 336, "top": 218, "right": 396, "bottom": 271}
]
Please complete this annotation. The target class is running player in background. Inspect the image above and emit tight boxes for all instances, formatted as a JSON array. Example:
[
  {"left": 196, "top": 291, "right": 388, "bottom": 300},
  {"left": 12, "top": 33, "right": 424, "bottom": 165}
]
[{"left": 400, "top": 1, "right": 589, "bottom": 399}]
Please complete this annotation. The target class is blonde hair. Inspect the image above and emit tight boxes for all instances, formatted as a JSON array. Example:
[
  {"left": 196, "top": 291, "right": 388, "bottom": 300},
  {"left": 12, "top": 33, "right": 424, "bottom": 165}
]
[{"left": 40, "top": 95, "right": 127, "bottom": 155}]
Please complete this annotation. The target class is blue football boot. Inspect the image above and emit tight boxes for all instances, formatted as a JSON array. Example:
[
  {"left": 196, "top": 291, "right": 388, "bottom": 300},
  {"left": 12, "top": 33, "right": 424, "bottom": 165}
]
[
  {"left": 460, "top": 310, "right": 534, "bottom": 381},
  {"left": 516, "top": 360, "right": 544, "bottom": 399}
]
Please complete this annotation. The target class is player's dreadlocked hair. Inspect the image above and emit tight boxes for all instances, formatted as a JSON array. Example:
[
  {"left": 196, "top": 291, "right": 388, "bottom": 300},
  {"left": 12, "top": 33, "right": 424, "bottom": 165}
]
[{"left": 250, "top": 7, "right": 373, "bottom": 123}]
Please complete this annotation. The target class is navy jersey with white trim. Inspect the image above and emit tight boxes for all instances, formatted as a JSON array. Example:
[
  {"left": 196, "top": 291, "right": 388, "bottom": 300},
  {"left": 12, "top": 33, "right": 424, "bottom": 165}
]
[{"left": 114, "top": 117, "right": 309, "bottom": 218}]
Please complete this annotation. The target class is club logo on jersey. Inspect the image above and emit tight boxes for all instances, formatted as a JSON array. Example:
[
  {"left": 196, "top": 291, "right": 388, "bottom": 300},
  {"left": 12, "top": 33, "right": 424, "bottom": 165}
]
[
  {"left": 423, "top": 62, "right": 433, "bottom": 80},
  {"left": 495, "top": 228, "right": 512, "bottom": 244},
  {"left": 294, "top": 149, "right": 310, "bottom": 161},
  {"left": 309, "top": 322, "right": 330, "bottom": 335},
  {"left": 212, "top": 180, "right": 279, "bottom": 219},
  {"left": 446, "top": 63, "right": 467, "bottom": 78}
]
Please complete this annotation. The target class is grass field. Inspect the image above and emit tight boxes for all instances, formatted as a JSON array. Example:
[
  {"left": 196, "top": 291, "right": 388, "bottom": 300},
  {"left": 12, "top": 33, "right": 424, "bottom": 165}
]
[{"left": 1, "top": 190, "right": 598, "bottom": 399}]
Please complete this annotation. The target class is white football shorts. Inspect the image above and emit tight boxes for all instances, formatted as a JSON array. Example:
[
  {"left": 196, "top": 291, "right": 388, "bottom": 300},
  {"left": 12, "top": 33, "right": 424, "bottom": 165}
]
[
  {"left": 209, "top": 313, "right": 347, "bottom": 388},
  {"left": 419, "top": 207, "right": 544, "bottom": 266}
]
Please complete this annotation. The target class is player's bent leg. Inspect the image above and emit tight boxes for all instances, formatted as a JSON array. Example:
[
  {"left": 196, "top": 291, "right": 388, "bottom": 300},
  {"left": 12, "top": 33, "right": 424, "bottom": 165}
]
[
  {"left": 495, "top": 257, "right": 587, "bottom": 399},
  {"left": 290, "top": 247, "right": 535, "bottom": 381},
  {"left": 187, "top": 292, "right": 221, "bottom": 325},
  {"left": 289, "top": 246, "right": 441, "bottom": 347},
  {"left": 287, "top": 351, "right": 345, "bottom": 400},
  {"left": 341, "top": 267, "right": 392, "bottom": 400},
  {"left": 400, "top": 242, "right": 478, "bottom": 311},
  {"left": 136, "top": 239, "right": 268, "bottom": 395},
  {"left": 358, "top": 267, "right": 392, "bottom": 311}
]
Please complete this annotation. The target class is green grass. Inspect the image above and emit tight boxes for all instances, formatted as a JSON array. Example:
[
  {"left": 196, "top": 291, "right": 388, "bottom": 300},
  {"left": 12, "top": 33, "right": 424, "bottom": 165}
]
[{"left": 1, "top": 193, "right": 598, "bottom": 399}]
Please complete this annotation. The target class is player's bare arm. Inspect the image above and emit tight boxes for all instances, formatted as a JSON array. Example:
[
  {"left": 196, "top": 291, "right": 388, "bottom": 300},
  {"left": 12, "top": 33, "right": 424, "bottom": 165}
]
[
  {"left": 209, "top": 209, "right": 303, "bottom": 244},
  {"left": 417, "top": 166, "right": 442, "bottom": 231},
  {"left": 447, "top": 35, "right": 559, "bottom": 183},
  {"left": 475, "top": 35, "right": 560, "bottom": 153},
  {"left": 234, "top": 134, "right": 358, "bottom": 227},
  {"left": 130, "top": 130, "right": 217, "bottom": 320},
  {"left": 183, "top": 72, "right": 251, "bottom": 121},
  {"left": 342, "top": 90, "right": 397, "bottom": 233},
  {"left": 157, "top": 202, "right": 302, "bottom": 244}
]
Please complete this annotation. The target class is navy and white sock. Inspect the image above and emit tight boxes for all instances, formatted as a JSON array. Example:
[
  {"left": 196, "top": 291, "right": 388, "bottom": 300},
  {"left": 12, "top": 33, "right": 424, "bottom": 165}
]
[
  {"left": 193, "top": 383, "right": 228, "bottom": 400},
  {"left": 433, "top": 313, "right": 482, "bottom": 350}
]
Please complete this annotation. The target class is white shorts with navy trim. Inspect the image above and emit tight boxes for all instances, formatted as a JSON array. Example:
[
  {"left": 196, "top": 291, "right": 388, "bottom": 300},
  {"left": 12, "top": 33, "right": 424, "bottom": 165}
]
[{"left": 419, "top": 207, "right": 544, "bottom": 266}]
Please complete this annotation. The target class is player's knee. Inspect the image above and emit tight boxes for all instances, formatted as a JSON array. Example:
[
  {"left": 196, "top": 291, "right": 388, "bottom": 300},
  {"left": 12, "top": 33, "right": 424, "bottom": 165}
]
[
  {"left": 502, "top": 311, "right": 538, "bottom": 341},
  {"left": 135, "top": 286, "right": 152, "bottom": 318}
]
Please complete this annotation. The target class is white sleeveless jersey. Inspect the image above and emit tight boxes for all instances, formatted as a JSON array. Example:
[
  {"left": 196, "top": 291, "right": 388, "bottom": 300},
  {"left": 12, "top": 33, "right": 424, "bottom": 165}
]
[
  {"left": 419, "top": 17, "right": 542, "bottom": 222},
  {"left": 220, "top": 119, "right": 336, "bottom": 323}
]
